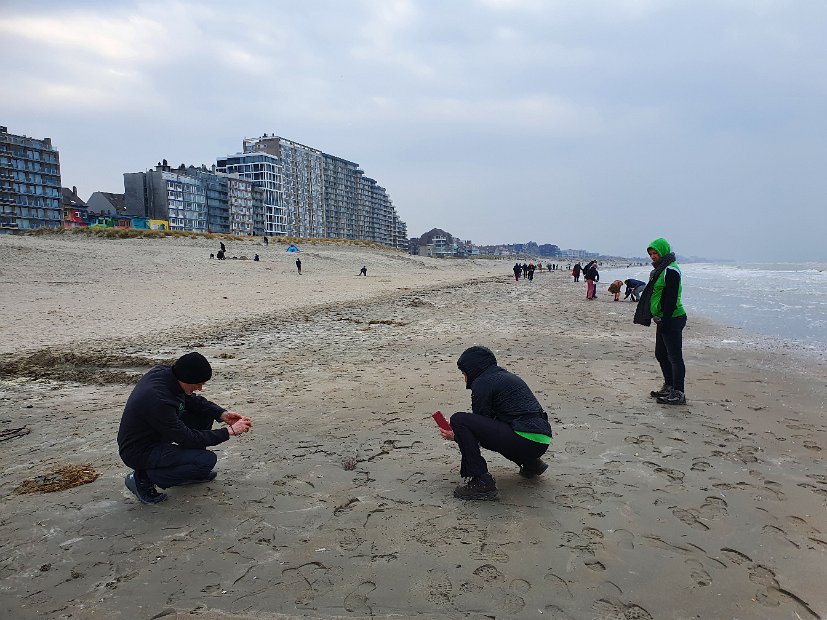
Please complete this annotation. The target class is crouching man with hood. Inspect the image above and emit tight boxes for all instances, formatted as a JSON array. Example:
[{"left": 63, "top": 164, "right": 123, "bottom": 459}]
[{"left": 439, "top": 346, "right": 552, "bottom": 501}]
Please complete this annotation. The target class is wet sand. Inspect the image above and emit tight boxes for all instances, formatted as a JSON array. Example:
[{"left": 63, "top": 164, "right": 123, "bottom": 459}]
[{"left": 1, "top": 234, "right": 826, "bottom": 620}]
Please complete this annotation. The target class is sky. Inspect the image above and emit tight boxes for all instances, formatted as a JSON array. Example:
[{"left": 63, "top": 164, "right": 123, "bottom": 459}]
[{"left": 2, "top": 0, "right": 826, "bottom": 261}]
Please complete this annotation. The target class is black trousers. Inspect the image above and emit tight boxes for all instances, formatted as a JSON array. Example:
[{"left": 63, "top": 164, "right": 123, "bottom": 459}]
[
  {"left": 143, "top": 410, "right": 218, "bottom": 489},
  {"left": 655, "top": 314, "right": 687, "bottom": 393},
  {"left": 450, "top": 412, "right": 548, "bottom": 478}
]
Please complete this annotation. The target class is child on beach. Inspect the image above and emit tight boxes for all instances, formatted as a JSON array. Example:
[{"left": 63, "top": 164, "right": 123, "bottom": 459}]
[
  {"left": 608, "top": 279, "right": 623, "bottom": 301},
  {"left": 437, "top": 346, "right": 552, "bottom": 501}
]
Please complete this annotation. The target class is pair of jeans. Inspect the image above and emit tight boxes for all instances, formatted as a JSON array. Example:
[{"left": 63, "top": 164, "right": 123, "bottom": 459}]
[
  {"left": 449, "top": 412, "right": 548, "bottom": 478},
  {"left": 143, "top": 409, "right": 218, "bottom": 489},
  {"left": 655, "top": 314, "right": 687, "bottom": 393},
  {"left": 586, "top": 279, "right": 595, "bottom": 299}
]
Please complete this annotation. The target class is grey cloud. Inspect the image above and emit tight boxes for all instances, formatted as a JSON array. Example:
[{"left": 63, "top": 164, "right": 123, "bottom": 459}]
[{"left": 1, "top": 0, "right": 825, "bottom": 259}]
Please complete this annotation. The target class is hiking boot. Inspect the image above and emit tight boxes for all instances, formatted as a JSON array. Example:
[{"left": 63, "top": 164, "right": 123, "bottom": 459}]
[
  {"left": 125, "top": 471, "right": 167, "bottom": 504},
  {"left": 453, "top": 474, "right": 498, "bottom": 501},
  {"left": 650, "top": 383, "right": 671, "bottom": 398},
  {"left": 177, "top": 471, "right": 218, "bottom": 486},
  {"left": 519, "top": 458, "right": 549, "bottom": 478},
  {"left": 657, "top": 390, "right": 687, "bottom": 406}
]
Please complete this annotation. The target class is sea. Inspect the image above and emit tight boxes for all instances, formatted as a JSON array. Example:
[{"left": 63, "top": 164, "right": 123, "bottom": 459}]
[{"left": 598, "top": 262, "right": 827, "bottom": 355}]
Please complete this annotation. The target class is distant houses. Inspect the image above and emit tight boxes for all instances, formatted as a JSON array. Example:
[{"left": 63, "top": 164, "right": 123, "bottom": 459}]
[{"left": 87, "top": 191, "right": 127, "bottom": 216}]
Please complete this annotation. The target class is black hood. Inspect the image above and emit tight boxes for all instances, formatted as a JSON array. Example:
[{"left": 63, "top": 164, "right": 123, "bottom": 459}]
[{"left": 457, "top": 346, "right": 498, "bottom": 389}]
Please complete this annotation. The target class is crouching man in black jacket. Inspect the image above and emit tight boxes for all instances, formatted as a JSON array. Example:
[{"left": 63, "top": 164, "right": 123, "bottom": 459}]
[
  {"left": 439, "top": 346, "right": 552, "bottom": 501},
  {"left": 117, "top": 352, "right": 252, "bottom": 504}
]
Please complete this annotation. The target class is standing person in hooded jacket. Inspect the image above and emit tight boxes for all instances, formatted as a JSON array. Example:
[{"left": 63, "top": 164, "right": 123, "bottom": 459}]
[
  {"left": 572, "top": 262, "right": 582, "bottom": 282},
  {"left": 633, "top": 237, "right": 688, "bottom": 405},
  {"left": 117, "top": 352, "right": 252, "bottom": 504},
  {"left": 438, "top": 346, "right": 552, "bottom": 500}
]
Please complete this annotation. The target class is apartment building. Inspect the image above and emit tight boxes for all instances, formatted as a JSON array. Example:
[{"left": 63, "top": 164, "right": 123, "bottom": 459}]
[
  {"left": 124, "top": 162, "right": 208, "bottom": 232},
  {"left": 225, "top": 176, "right": 255, "bottom": 236},
  {"left": 244, "top": 135, "right": 324, "bottom": 238},
  {"left": 244, "top": 133, "right": 408, "bottom": 248},
  {"left": 0, "top": 125, "right": 62, "bottom": 232},
  {"left": 322, "top": 155, "right": 361, "bottom": 241},
  {"left": 215, "top": 152, "right": 285, "bottom": 236}
]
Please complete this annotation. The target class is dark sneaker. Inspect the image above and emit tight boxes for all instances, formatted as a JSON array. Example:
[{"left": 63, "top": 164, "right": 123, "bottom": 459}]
[
  {"left": 657, "top": 390, "right": 687, "bottom": 406},
  {"left": 125, "top": 471, "right": 167, "bottom": 504},
  {"left": 453, "top": 475, "right": 498, "bottom": 501},
  {"left": 519, "top": 458, "right": 549, "bottom": 478},
  {"left": 177, "top": 471, "right": 218, "bottom": 486},
  {"left": 650, "top": 383, "right": 671, "bottom": 398}
]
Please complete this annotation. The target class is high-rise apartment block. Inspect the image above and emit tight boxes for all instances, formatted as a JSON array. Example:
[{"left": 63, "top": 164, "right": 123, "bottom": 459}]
[
  {"left": 0, "top": 126, "right": 62, "bottom": 232},
  {"left": 243, "top": 136, "right": 324, "bottom": 238},
  {"left": 243, "top": 134, "right": 407, "bottom": 247},
  {"left": 215, "top": 152, "right": 285, "bottom": 236}
]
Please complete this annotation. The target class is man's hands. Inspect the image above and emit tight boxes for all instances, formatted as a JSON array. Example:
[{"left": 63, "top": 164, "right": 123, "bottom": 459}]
[{"left": 221, "top": 411, "right": 252, "bottom": 436}]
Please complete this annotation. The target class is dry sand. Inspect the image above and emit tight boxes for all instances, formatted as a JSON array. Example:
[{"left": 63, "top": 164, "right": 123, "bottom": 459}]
[{"left": 0, "top": 233, "right": 825, "bottom": 620}]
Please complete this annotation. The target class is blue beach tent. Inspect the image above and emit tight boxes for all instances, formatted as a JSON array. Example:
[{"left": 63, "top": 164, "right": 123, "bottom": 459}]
[{"left": 286, "top": 244, "right": 300, "bottom": 252}]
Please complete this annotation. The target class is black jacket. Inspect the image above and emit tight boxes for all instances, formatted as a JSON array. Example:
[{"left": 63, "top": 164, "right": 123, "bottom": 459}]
[
  {"left": 457, "top": 348, "right": 552, "bottom": 436},
  {"left": 117, "top": 366, "right": 229, "bottom": 469}
]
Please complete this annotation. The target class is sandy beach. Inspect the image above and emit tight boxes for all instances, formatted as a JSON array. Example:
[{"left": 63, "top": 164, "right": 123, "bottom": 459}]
[{"left": 1, "top": 233, "right": 825, "bottom": 620}]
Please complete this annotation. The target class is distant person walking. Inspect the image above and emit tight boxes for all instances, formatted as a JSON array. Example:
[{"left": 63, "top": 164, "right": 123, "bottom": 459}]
[
  {"left": 572, "top": 262, "right": 582, "bottom": 282},
  {"left": 296, "top": 258, "right": 302, "bottom": 275},
  {"left": 633, "top": 237, "right": 688, "bottom": 406},
  {"left": 263, "top": 236, "right": 269, "bottom": 246},
  {"left": 359, "top": 266, "right": 367, "bottom": 276},
  {"left": 220, "top": 242, "right": 226, "bottom": 253},
  {"left": 513, "top": 263, "right": 521, "bottom": 281}
]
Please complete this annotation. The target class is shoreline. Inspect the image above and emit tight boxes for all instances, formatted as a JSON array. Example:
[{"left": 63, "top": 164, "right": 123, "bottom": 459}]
[{"left": 1, "top": 235, "right": 826, "bottom": 619}]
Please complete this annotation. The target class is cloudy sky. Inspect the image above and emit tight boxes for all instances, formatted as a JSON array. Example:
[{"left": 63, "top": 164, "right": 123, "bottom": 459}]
[{"left": 2, "top": 0, "right": 825, "bottom": 260}]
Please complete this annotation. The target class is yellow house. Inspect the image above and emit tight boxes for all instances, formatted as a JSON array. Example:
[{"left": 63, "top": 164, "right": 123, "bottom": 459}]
[{"left": 149, "top": 219, "right": 169, "bottom": 231}]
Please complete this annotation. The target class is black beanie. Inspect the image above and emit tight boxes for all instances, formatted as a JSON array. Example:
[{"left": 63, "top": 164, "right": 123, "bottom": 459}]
[{"left": 172, "top": 352, "right": 212, "bottom": 384}]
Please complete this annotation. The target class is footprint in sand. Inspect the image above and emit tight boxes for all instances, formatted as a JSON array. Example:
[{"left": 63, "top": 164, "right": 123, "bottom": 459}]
[
  {"left": 544, "top": 572, "right": 573, "bottom": 599},
  {"left": 543, "top": 605, "right": 577, "bottom": 619},
  {"left": 592, "top": 598, "right": 653, "bottom": 620},
  {"left": 698, "top": 496, "right": 728, "bottom": 519},
  {"left": 493, "top": 579, "right": 529, "bottom": 614},
  {"left": 690, "top": 459, "right": 711, "bottom": 472},
  {"left": 684, "top": 559, "right": 712, "bottom": 587},
  {"left": 611, "top": 529, "right": 635, "bottom": 550},
  {"left": 343, "top": 580, "right": 376, "bottom": 614},
  {"left": 564, "top": 442, "right": 588, "bottom": 455},
  {"left": 671, "top": 507, "right": 710, "bottom": 531},
  {"left": 472, "top": 563, "right": 503, "bottom": 582}
]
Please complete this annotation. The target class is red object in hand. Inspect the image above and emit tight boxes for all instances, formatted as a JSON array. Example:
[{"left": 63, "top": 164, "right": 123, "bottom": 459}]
[{"left": 432, "top": 411, "right": 452, "bottom": 431}]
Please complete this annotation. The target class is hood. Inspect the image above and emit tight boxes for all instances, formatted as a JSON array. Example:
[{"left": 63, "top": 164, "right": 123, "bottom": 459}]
[
  {"left": 647, "top": 237, "right": 672, "bottom": 258},
  {"left": 457, "top": 346, "right": 497, "bottom": 389}
]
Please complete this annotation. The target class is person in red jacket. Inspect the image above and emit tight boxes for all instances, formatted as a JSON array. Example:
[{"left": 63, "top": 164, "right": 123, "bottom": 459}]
[{"left": 117, "top": 352, "right": 252, "bottom": 504}]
